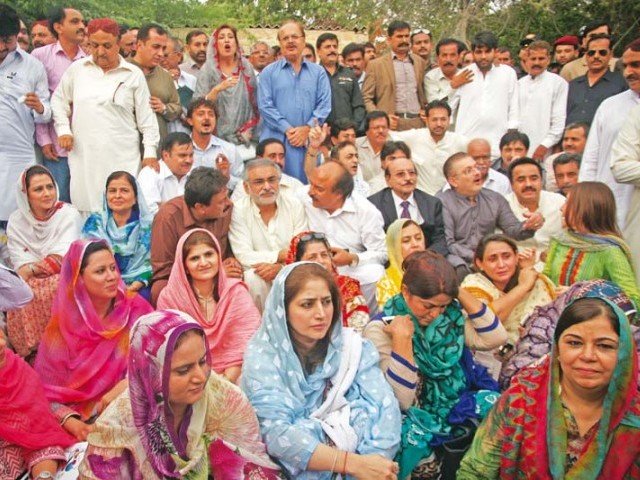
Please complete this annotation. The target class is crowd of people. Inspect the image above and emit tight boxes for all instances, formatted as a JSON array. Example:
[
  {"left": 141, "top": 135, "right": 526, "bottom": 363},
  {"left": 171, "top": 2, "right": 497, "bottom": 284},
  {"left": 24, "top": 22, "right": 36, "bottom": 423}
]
[{"left": 2, "top": 2, "right": 640, "bottom": 479}]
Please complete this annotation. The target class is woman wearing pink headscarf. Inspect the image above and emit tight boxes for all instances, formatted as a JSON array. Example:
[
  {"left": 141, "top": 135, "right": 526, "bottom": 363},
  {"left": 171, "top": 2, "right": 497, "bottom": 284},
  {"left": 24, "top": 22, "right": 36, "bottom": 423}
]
[{"left": 157, "top": 228, "right": 261, "bottom": 383}]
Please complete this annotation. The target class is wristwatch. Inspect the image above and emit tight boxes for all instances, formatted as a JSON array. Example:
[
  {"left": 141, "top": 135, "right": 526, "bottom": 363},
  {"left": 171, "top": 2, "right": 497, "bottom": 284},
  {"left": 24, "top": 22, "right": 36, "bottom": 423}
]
[{"left": 35, "top": 472, "right": 54, "bottom": 480}]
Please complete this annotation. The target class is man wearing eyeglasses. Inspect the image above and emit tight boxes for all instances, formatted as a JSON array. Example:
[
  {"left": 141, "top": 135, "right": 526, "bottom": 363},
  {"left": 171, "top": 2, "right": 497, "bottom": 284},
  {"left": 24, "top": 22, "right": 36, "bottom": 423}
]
[
  {"left": 410, "top": 28, "right": 432, "bottom": 69},
  {"left": 566, "top": 33, "right": 627, "bottom": 126},
  {"left": 560, "top": 21, "right": 618, "bottom": 82}
]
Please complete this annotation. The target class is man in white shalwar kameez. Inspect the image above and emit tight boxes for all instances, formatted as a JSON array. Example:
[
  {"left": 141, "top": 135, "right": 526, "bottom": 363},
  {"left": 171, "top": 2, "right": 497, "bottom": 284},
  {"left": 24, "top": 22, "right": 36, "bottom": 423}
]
[{"left": 51, "top": 18, "right": 159, "bottom": 214}]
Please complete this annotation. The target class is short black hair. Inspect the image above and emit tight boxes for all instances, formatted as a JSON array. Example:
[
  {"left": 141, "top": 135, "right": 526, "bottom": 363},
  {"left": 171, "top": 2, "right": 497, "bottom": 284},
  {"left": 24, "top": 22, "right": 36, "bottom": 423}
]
[
  {"left": 185, "top": 29, "right": 207, "bottom": 44},
  {"left": 507, "top": 157, "right": 543, "bottom": 182},
  {"left": 442, "top": 152, "right": 471, "bottom": 180},
  {"left": 329, "top": 141, "right": 355, "bottom": 161},
  {"left": 187, "top": 97, "right": 216, "bottom": 118},
  {"left": 47, "top": 6, "right": 67, "bottom": 39},
  {"left": 471, "top": 31, "right": 498, "bottom": 51},
  {"left": 586, "top": 33, "right": 611, "bottom": 49},
  {"left": 184, "top": 167, "right": 228, "bottom": 208},
  {"left": 106, "top": 171, "right": 138, "bottom": 198},
  {"left": 363, "top": 41, "right": 375, "bottom": 50},
  {"left": 583, "top": 20, "right": 611, "bottom": 38},
  {"left": 342, "top": 42, "right": 364, "bottom": 58},
  {"left": 500, "top": 131, "right": 530, "bottom": 150},
  {"left": 364, "top": 110, "right": 389, "bottom": 131},
  {"left": 330, "top": 118, "right": 357, "bottom": 138},
  {"left": 304, "top": 42, "right": 316, "bottom": 57},
  {"left": 256, "top": 138, "right": 285, "bottom": 157},
  {"left": 162, "top": 132, "right": 192, "bottom": 153},
  {"left": 0, "top": 3, "right": 20, "bottom": 37},
  {"left": 565, "top": 122, "right": 590, "bottom": 137},
  {"left": 496, "top": 46, "right": 511, "bottom": 55},
  {"left": 137, "top": 23, "right": 167, "bottom": 42},
  {"left": 424, "top": 99, "right": 451, "bottom": 117},
  {"left": 388, "top": 20, "right": 411, "bottom": 37},
  {"left": 381, "top": 140, "right": 411, "bottom": 161},
  {"left": 553, "top": 153, "right": 581, "bottom": 169},
  {"left": 316, "top": 32, "right": 338, "bottom": 49},
  {"left": 435, "top": 38, "right": 461, "bottom": 55}
]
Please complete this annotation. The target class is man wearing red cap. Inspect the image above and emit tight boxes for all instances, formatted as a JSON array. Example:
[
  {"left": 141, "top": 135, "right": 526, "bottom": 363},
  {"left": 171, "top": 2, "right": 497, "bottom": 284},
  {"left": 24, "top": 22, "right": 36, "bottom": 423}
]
[
  {"left": 553, "top": 35, "right": 579, "bottom": 66},
  {"left": 51, "top": 18, "right": 160, "bottom": 214}
]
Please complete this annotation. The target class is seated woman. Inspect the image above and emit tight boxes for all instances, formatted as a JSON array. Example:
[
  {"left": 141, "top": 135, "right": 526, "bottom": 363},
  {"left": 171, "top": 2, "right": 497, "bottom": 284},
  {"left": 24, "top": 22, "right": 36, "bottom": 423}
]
[
  {"left": 242, "top": 262, "right": 402, "bottom": 479},
  {"left": 0, "top": 330, "right": 75, "bottom": 480},
  {"left": 82, "top": 171, "right": 153, "bottom": 301},
  {"left": 6, "top": 165, "right": 82, "bottom": 359},
  {"left": 34, "top": 239, "right": 153, "bottom": 440},
  {"left": 544, "top": 181, "right": 640, "bottom": 307},
  {"left": 499, "top": 279, "right": 639, "bottom": 390},
  {"left": 459, "top": 295, "right": 640, "bottom": 478},
  {"left": 194, "top": 24, "right": 258, "bottom": 146},
  {"left": 79, "top": 310, "right": 280, "bottom": 479},
  {"left": 286, "top": 231, "right": 369, "bottom": 333},
  {"left": 462, "top": 234, "right": 556, "bottom": 378},
  {"left": 363, "top": 250, "right": 508, "bottom": 479},
  {"left": 377, "top": 219, "right": 426, "bottom": 310},
  {"left": 157, "top": 229, "right": 261, "bottom": 384}
]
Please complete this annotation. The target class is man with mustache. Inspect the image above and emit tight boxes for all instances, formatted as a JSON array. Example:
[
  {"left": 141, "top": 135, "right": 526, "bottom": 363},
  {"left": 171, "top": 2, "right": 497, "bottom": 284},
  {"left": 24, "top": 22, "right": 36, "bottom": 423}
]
[
  {"left": 51, "top": 18, "right": 159, "bottom": 214},
  {"left": 342, "top": 42, "right": 366, "bottom": 90},
  {"left": 327, "top": 141, "right": 370, "bottom": 197},
  {"left": 180, "top": 29, "right": 207, "bottom": 79},
  {"left": 31, "top": 7, "right": 87, "bottom": 203},
  {"left": 566, "top": 33, "right": 627, "bottom": 126},
  {"left": 543, "top": 122, "right": 588, "bottom": 191},
  {"left": 517, "top": 40, "right": 568, "bottom": 161},
  {"left": 368, "top": 154, "right": 448, "bottom": 256},
  {"left": 258, "top": 20, "right": 331, "bottom": 183},
  {"left": 424, "top": 38, "right": 473, "bottom": 103},
  {"left": 410, "top": 28, "right": 433, "bottom": 68},
  {"left": 560, "top": 21, "right": 618, "bottom": 82},
  {"left": 30, "top": 20, "right": 55, "bottom": 49},
  {"left": 317, "top": 32, "right": 365, "bottom": 131},
  {"left": 356, "top": 110, "right": 391, "bottom": 187},
  {"left": 450, "top": 31, "right": 519, "bottom": 157},
  {"left": 362, "top": 20, "right": 428, "bottom": 131},
  {"left": 150, "top": 167, "right": 242, "bottom": 304},
  {"left": 581, "top": 38, "right": 640, "bottom": 229},
  {"left": 229, "top": 158, "right": 307, "bottom": 311},
  {"left": 505, "top": 157, "right": 565, "bottom": 261}
]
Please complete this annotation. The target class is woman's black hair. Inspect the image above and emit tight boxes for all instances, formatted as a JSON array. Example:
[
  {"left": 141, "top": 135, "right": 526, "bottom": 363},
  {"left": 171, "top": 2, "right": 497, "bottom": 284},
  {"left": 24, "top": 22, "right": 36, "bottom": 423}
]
[
  {"left": 554, "top": 297, "right": 620, "bottom": 343},
  {"left": 473, "top": 233, "right": 520, "bottom": 292},
  {"left": 25, "top": 165, "right": 55, "bottom": 190},
  {"left": 79, "top": 241, "right": 111, "bottom": 273},
  {"left": 105, "top": 171, "right": 138, "bottom": 199},
  {"left": 402, "top": 250, "right": 458, "bottom": 299}
]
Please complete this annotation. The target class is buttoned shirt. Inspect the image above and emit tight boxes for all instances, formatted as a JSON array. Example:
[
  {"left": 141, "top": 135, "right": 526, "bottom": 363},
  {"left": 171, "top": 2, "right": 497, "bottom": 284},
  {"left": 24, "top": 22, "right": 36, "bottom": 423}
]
[
  {"left": 391, "top": 191, "right": 424, "bottom": 224},
  {"left": 391, "top": 129, "right": 468, "bottom": 195},
  {"left": 323, "top": 64, "right": 365, "bottom": 128},
  {"left": 450, "top": 63, "right": 519, "bottom": 157},
  {"left": 393, "top": 54, "right": 420, "bottom": 113},
  {"left": 137, "top": 160, "right": 190, "bottom": 215},
  {"left": 231, "top": 172, "right": 304, "bottom": 202},
  {"left": 560, "top": 55, "right": 618, "bottom": 82},
  {"left": 581, "top": 89, "right": 640, "bottom": 228},
  {"left": 31, "top": 42, "right": 87, "bottom": 157},
  {"left": 179, "top": 56, "right": 203, "bottom": 79},
  {"left": 356, "top": 135, "right": 387, "bottom": 182},
  {"left": 566, "top": 70, "right": 628, "bottom": 126},
  {"left": 192, "top": 135, "right": 244, "bottom": 190},
  {"left": 518, "top": 71, "right": 568, "bottom": 153},
  {"left": 442, "top": 168, "right": 512, "bottom": 196},
  {"left": 424, "top": 66, "right": 456, "bottom": 102},
  {"left": 229, "top": 191, "right": 308, "bottom": 268}
]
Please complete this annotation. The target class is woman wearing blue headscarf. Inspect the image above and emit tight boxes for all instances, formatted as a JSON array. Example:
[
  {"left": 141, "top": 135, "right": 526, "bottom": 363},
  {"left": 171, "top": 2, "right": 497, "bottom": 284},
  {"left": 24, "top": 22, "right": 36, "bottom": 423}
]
[
  {"left": 241, "top": 262, "right": 402, "bottom": 479},
  {"left": 82, "top": 171, "right": 153, "bottom": 300}
]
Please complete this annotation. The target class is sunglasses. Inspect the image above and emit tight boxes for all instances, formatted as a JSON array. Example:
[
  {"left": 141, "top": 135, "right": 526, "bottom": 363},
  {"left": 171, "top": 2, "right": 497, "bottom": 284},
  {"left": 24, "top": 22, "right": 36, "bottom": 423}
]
[
  {"left": 587, "top": 49, "right": 609, "bottom": 57},
  {"left": 299, "top": 232, "right": 327, "bottom": 243},
  {"left": 411, "top": 28, "right": 431, "bottom": 37}
]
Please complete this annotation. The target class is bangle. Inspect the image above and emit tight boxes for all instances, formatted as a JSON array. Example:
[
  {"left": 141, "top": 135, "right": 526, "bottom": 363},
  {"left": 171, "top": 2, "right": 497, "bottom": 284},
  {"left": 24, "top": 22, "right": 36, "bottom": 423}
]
[
  {"left": 330, "top": 449, "right": 340, "bottom": 473},
  {"left": 341, "top": 451, "right": 349, "bottom": 475}
]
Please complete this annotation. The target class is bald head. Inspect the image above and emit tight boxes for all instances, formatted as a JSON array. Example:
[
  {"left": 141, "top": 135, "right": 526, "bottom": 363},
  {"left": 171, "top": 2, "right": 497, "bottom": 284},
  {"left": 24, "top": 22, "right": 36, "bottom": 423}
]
[
  {"left": 309, "top": 162, "right": 354, "bottom": 212},
  {"left": 467, "top": 138, "right": 492, "bottom": 181}
]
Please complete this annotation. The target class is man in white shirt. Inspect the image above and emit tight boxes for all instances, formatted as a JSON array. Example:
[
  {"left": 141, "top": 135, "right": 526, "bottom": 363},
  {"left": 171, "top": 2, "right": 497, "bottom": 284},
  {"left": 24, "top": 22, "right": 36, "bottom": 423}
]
[
  {"left": 553, "top": 153, "right": 580, "bottom": 196},
  {"left": 505, "top": 157, "right": 565, "bottom": 261},
  {"left": 392, "top": 100, "right": 468, "bottom": 194},
  {"left": 467, "top": 138, "right": 512, "bottom": 195},
  {"left": 424, "top": 38, "right": 473, "bottom": 102},
  {"left": 138, "top": 132, "right": 194, "bottom": 215},
  {"left": 517, "top": 41, "right": 568, "bottom": 161},
  {"left": 248, "top": 41, "right": 271, "bottom": 81},
  {"left": 580, "top": 39, "right": 640, "bottom": 228},
  {"left": 450, "top": 31, "right": 519, "bottom": 157},
  {"left": 187, "top": 97, "right": 243, "bottom": 191},
  {"left": 544, "top": 122, "right": 588, "bottom": 191},
  {"left": 356, "top": 110, "right": 390, "bottom": 184},
  {"left": 229, "top": 159, "right": 307, "bottom": 311},
  {"left": 325, "top": 142, "right": 370, "bottom": 197},
  {"left": 304, "top": 162, "right": 387, "bottom": 311}
]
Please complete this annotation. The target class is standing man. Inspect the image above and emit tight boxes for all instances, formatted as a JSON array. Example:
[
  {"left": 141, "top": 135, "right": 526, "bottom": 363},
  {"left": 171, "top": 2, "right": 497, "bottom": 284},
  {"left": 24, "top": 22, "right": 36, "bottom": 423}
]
[
  {"left": 410, "top": 27, "right": 433, "bottom": 68},
  {"left": 450, "top": 31, "right": 519, "bottom": 157},
  {"left": 118, "top": 25, "right": 137, "bottom": 58},
  {"left": 342, "top": 42, "right": 366, "bottom": 90},
  {"left": 566, "top": 33, "right": 627, "bottom": 126},
  {"left": 581, "top": 39, "right": 640, "bottom": 228},
  {"left": 560, "top": 21, "right": 618, "bottom": 82},
  {"left": 161, "top": 36, "right": 196, "bottom": 134},
  {"left": 554, "top": 35, "right": 580, "bottom": 67},
  {"left": 316, "top": 32, "right": 365, "bottom": 129},
  {"left": 518, "top": 40, "right": 568, "bottom": 161},
  {"left": 0, "top": 3, "right": 51, "bottom": 224},
  {"left": 130, "top": 23, "right": 181, "bottom": 142},
  {"left": 258, "top": 20, "right": 331, "bottom": 183},
  {"left": 180, "top": 29, "right": 208, "bottom": 79},
  {"left": 30, "top": 20, "right": 55, "bottom": 49},
  {"left": 52, "top": 18, "right": 159, "bottom": 214},
  {"left": 362, "top": 20, "right": 427, "bottom": 131},
  {"left": 495, "top": 47, "right": 514, "bottom": 67},
  {"left": 424, "top": 38, "right": 473, "bottom": 103},
  {"left": 31, "top": 7, "right": 87, "bottom": 203},
  {"left": 249, "top": 41, "right": 271, "bottom": 81}
]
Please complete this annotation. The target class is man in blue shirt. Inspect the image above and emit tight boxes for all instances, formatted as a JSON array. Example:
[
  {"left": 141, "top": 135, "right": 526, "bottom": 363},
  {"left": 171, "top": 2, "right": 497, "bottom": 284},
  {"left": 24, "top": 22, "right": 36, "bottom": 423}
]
[{"left": 258, "top": 20, "right": 332, "bottom": 183}]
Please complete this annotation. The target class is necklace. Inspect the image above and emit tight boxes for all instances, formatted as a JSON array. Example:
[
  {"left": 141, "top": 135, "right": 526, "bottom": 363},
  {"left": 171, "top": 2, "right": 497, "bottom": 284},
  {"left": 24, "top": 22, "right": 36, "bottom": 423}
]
[{"left": 194, "top": 287, "right": 215, "bottom": 319}]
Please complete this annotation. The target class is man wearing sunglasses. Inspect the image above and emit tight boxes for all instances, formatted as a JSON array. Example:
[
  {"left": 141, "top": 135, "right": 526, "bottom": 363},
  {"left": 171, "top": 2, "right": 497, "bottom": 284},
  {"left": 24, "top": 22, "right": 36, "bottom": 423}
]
[
  {"left": 566, "top": 33, "right": 627, "bottom": 126},
  {"left": 560, "top": 21, "right": 618, "bottom": 81}
]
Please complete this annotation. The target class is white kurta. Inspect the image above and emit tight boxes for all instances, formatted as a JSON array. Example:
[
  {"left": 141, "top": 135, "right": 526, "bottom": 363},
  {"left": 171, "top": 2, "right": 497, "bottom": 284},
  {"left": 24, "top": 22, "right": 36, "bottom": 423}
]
[
  {"left": 137, "top": 161, "right": 190, "bottom": 215},
  {"left": 518, "top": 71, "right": 568, "bottom": 155},
  {"left": 610, "top": 103, "right": 640, "bottom": 284},
  {"left": 391, "top": 129, "right": 468, "bottom": 195},
  {"left": 51, "top": 56, "right": 159, "bottom": 213},
  {"left": 450, "top": 63, "right": 519, "bottom": 157},
  {"left": 581, "top": 89, "right": 640, "bottom": 228}
]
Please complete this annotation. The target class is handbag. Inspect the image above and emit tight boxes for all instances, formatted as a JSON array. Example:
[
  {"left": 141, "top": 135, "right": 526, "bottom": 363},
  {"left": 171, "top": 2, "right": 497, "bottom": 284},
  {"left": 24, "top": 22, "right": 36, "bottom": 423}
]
[{"left": 437, "top": 418, "right": 479, "bottom": 480}]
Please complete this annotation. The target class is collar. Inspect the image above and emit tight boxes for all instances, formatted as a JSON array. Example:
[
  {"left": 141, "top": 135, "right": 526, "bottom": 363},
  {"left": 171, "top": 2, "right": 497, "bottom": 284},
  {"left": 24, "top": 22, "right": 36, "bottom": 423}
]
[
  {"left": 528, "top": 70, "right": 548, "bottom": 81},
  {"left": 392, "top": 52, "right": 413, "bottom": 63},
  {"left": 0, "top": 47, "right": 26, "bottom": 67},
  {"left": 321, "top": 195, "right": 355, "bottom": 217},
  {"left": 278, "top": 57, "right": 309, "bottom": 71},
  {"left": 128, "top": 58, "right": 158, "bottom": 76},
  {"left": 191, "top": 134, "right": 224, "bottom": 151},
  {"left": 391, "top": 190, "right": 415, "bottom": 206},
  {"left": 184, "top": 56, "right": 201, "bottom": 69},
  {"left": 53, "top": 41, "right": 86, "bottom": 60},
  {"left": 159, "top": 161, "right": 190, "bottom": 181},
  {"left": 85, "top": 54, "right": 137, "bottom": 72}
]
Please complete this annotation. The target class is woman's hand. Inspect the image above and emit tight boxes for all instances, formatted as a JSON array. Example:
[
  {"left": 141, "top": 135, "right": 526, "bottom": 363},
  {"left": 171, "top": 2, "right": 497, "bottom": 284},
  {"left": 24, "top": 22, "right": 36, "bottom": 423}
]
[
  {"left": 517, "top": 248, "right": 537, "bottom": 270},
  {"left": 17, "top": 264, "right": 34, "bottom": 281},
  {"left": 95, "top": 379, "right": 128, "bottom": 415},
  {"left": 383, "top": 315, "right": 414, "bottom": 341},
  {"left": 127, "top": 281, "right": 145, "bottom": 293},
  {"left": 348, "top": 454, "right": 398, "bottom": 480},
  {"left": 207, "top": 76, "right": 239, "bottom": 100},
  {"left": 31, "top": 459, "right": 58, "bottom": 480},
  {"left": 518, "top": 267, "right": 538, "bottom": 292},
  {"left": 63, "top": 417, "right": 94, "bottom": 441}
]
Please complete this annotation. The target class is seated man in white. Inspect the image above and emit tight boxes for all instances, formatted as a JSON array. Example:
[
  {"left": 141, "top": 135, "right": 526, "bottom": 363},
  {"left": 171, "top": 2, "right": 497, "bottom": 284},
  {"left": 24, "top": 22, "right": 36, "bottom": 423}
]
[
  {"left": 229, "top": 159, "right": 307, "bottom": 311},
  {"left": 467, "top": 138, "right": 512, "bottom": 195},
  {"left": 303, "top": 162, "right": 387, "bottom": 312},
  {"left": 138, "top": 132, "right": 194, "bottom": 215}
]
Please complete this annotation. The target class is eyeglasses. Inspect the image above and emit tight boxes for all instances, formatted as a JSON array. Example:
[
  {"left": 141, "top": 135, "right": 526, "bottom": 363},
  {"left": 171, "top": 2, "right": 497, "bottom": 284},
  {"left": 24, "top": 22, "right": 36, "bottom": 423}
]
[
  {"left": 587, "top": 49, "right": 609, "bottom": 57},
  {"left": 299, "top": 232, "right": 327, "bottom": 243},
  {"left": 411, "top": 28, "right": 431, "bottom": 37}
]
